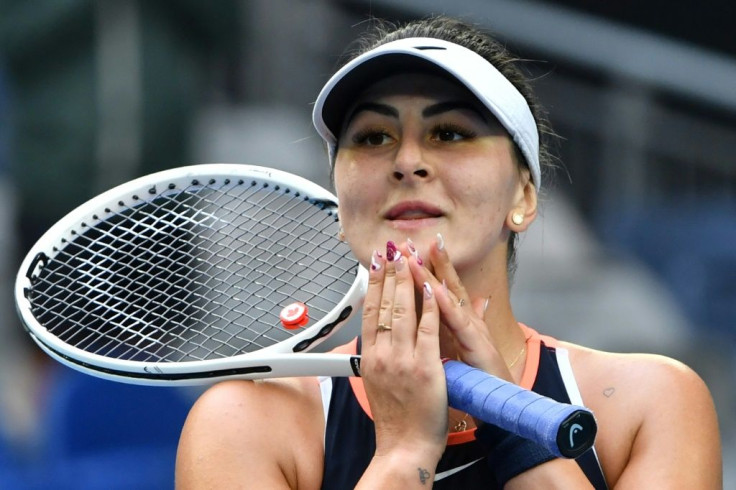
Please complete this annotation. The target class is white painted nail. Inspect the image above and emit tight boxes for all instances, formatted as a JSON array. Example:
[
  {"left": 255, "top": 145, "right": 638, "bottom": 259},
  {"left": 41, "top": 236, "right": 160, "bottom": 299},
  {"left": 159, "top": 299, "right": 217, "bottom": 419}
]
[
  {"left": 436, "top": 233, "right": 445, "bottom": 251},
  {"left": 370, "top": 250, "right": 382, "bottom": 271}
]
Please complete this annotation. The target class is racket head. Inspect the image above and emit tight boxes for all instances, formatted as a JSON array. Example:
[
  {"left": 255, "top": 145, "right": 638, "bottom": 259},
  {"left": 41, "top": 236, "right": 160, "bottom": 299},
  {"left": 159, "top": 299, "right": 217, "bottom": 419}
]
[{"left": 15, "top": 164, "right": 367, "bottom": 383}]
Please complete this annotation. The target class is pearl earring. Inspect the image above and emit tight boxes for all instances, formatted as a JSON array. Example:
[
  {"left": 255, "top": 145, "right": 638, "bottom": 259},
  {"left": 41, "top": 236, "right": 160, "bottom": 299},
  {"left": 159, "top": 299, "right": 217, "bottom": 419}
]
[{"left": 511, "top": 213, "right": 524, "bottom": 226}]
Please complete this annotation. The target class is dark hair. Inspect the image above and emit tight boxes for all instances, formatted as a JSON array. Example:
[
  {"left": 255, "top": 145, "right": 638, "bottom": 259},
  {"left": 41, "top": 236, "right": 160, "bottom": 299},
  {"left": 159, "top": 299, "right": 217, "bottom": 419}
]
[{"left": 335, "top": 16, "right": 556, "bottom": 281}]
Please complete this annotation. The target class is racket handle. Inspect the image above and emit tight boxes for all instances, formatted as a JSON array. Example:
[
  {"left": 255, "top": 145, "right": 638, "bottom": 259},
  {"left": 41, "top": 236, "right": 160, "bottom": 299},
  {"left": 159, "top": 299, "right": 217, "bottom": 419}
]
[{"left": 443, "top": 360, "right": 597, "bottom": 458}]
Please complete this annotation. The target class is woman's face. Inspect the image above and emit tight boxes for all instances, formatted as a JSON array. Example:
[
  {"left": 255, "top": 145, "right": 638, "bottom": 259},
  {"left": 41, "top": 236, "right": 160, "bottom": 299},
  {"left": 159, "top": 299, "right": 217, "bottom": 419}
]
[{"left": 334, "top": 73, "right": 531, "bottom": 281}]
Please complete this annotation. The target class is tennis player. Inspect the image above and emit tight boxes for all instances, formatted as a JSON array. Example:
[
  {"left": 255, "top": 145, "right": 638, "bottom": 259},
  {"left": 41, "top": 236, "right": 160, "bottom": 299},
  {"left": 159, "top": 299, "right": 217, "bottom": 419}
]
[{"left": 176, "top": 16, "right": 721, "bottom": 489}]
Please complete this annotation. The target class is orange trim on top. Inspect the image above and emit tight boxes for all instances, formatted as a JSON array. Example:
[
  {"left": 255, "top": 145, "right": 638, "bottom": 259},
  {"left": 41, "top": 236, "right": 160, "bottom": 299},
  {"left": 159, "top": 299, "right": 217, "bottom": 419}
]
[
  {"left": 523, "top": 323, "right": 559, "bottom": 348},
  {"left": 517, "top": 323, "right": 558, "bottom": 389},
  {"left": 518, "top": 324, "right": 539, "bottom": 389},
  {"left": 447, "top": 427, "right": 477, "bottom": 445}
]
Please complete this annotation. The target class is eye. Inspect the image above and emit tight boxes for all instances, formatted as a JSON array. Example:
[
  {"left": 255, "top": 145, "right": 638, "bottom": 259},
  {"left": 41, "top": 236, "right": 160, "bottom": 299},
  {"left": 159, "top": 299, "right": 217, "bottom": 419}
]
[
  {"left": 353, "top": 129, "right": 392, "bottom": 146},
  {"left": 432, "top": 123, "right": 476, "bottom": 142}
]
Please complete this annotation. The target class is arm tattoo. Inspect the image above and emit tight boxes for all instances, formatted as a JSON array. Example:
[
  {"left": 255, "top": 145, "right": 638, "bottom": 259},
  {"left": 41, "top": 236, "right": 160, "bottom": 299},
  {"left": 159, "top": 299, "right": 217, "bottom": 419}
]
[{"left": 418, "top": 467, "right": 431, "bottom": 485}]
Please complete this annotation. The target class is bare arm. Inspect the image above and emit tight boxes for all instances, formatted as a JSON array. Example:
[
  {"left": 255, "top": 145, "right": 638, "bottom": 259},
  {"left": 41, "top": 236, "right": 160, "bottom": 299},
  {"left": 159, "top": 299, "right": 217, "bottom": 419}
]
[
  {"left": 610, "top": 356, "right": 721, "bottom": 489},
  {"left": 504, "top": 354, "right": 721, "bottom": 489},
  {"left": 175, "top": 378, "right": 324, "bottom": 490}
]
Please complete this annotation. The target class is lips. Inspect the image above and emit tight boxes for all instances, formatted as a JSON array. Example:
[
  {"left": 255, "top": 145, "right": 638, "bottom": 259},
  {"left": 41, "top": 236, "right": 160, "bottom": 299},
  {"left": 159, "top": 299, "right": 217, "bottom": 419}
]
[{"left": 384, "top": 201, "right": 444, "bottom": 221}]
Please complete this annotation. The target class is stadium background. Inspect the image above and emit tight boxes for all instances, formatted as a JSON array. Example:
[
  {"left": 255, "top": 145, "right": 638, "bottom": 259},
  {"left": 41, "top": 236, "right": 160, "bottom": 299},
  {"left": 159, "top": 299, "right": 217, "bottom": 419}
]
[{"left": 0, "top": 1, "right": 733, "bottom": 487}]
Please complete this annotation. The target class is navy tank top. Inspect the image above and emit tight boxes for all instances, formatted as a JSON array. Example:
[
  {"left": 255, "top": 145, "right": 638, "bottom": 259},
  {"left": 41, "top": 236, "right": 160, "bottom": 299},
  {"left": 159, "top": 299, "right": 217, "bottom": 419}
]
[{"left": 319, "top": 326, "right": 607, "bottom": 489}]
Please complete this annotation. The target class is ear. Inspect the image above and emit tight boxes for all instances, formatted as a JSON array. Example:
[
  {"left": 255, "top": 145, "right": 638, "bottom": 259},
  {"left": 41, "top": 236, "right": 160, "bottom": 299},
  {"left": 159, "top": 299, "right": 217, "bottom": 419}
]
[{"left": 506, "top": 176, "right": 538, "bottom": 232}]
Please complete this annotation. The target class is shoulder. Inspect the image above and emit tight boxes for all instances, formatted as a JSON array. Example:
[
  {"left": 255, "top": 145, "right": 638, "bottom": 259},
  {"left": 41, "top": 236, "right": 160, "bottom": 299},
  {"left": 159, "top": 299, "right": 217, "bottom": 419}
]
[
  {"left": 561, "top": 342, "right": 713, "bottom": 405},
  {"left": 191, "top": 375, "right": 324, "bottom": 410},
  {"left": 176, "top": 377, "right": 325, "bottom": 489},
  {"left": 560, "top": 342, "right": 721, "bottom": 487},
  {"left": 561, "top": 342, "right": 716, "bottom": 424}
]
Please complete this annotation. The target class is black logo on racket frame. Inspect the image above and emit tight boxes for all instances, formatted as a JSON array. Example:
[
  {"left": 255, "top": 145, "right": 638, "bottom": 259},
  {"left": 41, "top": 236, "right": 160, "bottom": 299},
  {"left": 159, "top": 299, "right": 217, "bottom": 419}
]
[
  {"left": 349, "top": 356, "right": 361, "bottom": 376},
  {"left": 292, "top": 306, "right": 353, "bottom": 353}
]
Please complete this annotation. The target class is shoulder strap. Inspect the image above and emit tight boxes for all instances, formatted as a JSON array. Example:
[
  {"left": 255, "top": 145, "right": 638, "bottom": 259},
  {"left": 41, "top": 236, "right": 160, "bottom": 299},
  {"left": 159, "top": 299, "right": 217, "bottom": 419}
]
[{"left": 554, "top": 346, "right": 609, "bottom": 489}]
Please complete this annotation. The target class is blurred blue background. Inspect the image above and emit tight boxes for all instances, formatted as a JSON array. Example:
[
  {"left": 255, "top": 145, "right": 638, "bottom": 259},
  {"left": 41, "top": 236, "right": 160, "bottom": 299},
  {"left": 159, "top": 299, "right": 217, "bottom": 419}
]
[{"left": 0, "top": 0, "right": 734, "bottom": 488}]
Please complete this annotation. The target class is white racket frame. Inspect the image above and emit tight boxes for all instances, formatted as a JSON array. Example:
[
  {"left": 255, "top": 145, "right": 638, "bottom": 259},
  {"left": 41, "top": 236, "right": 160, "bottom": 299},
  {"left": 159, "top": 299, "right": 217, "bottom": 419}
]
[{"left": 16, "top": 164, "right": 369, "bottom": 385}]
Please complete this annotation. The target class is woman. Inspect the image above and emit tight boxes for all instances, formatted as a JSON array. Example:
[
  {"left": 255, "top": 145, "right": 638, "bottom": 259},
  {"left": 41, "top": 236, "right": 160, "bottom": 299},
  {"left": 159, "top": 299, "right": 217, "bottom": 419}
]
[{"left": 176, "top": 17, "right": 721, "bottom": 489}]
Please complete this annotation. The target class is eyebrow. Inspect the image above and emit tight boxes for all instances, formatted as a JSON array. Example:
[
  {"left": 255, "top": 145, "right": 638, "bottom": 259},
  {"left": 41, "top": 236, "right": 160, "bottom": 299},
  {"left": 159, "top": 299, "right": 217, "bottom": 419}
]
[
  {"left": 422, "top": 101, "right": 488, "bottom": 121},
  {"left": 344, "top": 100, "right": 488, "bottom": 128},
  {"left": 343, "top": 102, "right": 398, "bottom": 128}
]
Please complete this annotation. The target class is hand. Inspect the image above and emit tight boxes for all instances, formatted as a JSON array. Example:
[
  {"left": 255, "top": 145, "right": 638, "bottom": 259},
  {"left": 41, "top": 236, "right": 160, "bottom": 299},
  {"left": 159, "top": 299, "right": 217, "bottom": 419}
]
[
  {"left": 418, "top": 235, "right": 513, "bottom": 382},
  {"left": 360, "top": 242, "right": 447, "bottom": 462}
]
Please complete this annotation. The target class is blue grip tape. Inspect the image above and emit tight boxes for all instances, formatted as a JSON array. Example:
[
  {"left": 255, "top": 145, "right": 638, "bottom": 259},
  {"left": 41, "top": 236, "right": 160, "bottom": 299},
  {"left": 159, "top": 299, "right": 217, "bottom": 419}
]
[{"left": 443, "top": 360, "right": 596, "bottom": 458}]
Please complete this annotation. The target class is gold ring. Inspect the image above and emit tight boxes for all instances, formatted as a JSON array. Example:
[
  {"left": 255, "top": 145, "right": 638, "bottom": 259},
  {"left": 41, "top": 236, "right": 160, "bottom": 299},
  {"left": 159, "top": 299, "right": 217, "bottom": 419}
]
[
  {"left": 458, "top": 298, "right": 466, "bottom": 307},
  {"left": 377, "top": 323, "right": 392, "bottom": 332}
]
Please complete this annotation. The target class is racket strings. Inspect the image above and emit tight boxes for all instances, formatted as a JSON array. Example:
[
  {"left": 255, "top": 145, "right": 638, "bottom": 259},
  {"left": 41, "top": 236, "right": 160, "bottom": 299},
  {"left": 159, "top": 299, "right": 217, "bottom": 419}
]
[{"left": 28, "top": 178, "right": 357, "bottom": 363}]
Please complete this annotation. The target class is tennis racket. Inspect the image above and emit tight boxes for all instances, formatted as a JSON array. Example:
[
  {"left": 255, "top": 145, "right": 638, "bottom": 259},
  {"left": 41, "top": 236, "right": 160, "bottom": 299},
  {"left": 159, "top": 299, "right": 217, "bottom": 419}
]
[{"left": 15, "top": 163, "right": 596, "bottom": 458}]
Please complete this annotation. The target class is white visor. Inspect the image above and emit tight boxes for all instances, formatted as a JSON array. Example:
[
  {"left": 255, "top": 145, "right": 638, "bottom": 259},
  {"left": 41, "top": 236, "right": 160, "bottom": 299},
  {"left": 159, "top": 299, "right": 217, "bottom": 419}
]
[{"left": 312, "top": 37, "right": 541, "bottom": 190}]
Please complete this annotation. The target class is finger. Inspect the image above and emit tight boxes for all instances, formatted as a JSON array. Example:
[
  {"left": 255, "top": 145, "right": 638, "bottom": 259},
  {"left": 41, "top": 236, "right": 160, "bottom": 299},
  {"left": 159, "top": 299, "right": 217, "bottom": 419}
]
[
  {"left": 472, "top": 296, "right": 490, "bottom": 319},
  {"left": 407, "top": 243, "right": 484, "bottom": 361},
  {"left": 429, "top": 233, "right": 470, "bottom": 309},
  {"left": 361, "top": 249, "right": 386, "bottom": 347},
  {"left": 434, "top": 280, "right": 474, "bottom": 347},
  {"left": 375, "top": 241, "right": 400, "bottom": 344},
  {"left": 407, "top": 260, "right": 441, "bottom": 362},
  {"left": 390, "top": 250, "right": 418, "bottom": 350},
  {"left": 406, "top": 238, "right": 424, "bottom": 267},
  {"left": 407, "top": 255, "right": 458, "bottom": 339}
]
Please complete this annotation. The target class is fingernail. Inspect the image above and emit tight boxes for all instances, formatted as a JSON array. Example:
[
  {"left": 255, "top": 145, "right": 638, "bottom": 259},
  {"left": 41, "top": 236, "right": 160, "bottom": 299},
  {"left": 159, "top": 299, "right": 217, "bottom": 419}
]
[
  {"left": 423, "top": 281, "right": 433, "bottom": 300},
  {"left": 442, "top": 279, "right": 448, "bottom": 295},
  {"left": 395, "top": 255, "right": 405, "bottom": 272},
  {"left": 370, "top": 250, "right": 382, "bottom": 271},
  {"left": 436, "top": 233, "right": 445, "bottom": 251},
  {"left": 386, "top": 241, "right": 397, "bottom": 261},
  {"left": 407, "top": 238, "right": 423, "bottom": 265}
]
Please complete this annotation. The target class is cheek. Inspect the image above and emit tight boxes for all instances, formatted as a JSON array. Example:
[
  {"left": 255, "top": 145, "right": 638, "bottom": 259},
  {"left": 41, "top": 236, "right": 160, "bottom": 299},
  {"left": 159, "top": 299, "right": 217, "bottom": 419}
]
[
  {"left": 335, "top": 165, "right": 360, "bottom": 206},
  {"left": 334, "top": 162, "right": 378, "bottom": 226},
  {"left": 465, "top": 192, "right": 507, "bottom": 232},
  {"left": 336, "top": 190, "right": 376, "bottom": 266},
  {"left": 464, "top": 148, "right": 519, "bottom": 204},
  {"left": 450, "top": 164, "right": 517, "bottom": 228}
]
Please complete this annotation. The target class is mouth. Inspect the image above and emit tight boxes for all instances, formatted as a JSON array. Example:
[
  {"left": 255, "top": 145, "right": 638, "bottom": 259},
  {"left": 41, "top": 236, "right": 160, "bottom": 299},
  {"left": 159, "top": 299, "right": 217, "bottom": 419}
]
[{"left": 384, "top": 201, "right": 444, "bottom": 221}]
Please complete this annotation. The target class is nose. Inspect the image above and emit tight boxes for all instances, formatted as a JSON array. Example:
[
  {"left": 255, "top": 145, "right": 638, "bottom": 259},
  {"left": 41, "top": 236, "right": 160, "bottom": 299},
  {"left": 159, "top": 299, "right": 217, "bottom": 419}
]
[{"left": 392, "top": 138, "right": 431, "bottom": 181}]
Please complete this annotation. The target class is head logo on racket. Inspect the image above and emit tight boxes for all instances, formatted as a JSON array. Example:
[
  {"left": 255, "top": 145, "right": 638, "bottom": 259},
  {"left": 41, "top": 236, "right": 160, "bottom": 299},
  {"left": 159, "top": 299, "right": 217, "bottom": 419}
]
[{"left": 280, "top": 302, "right": 308, "bottom": 329}]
